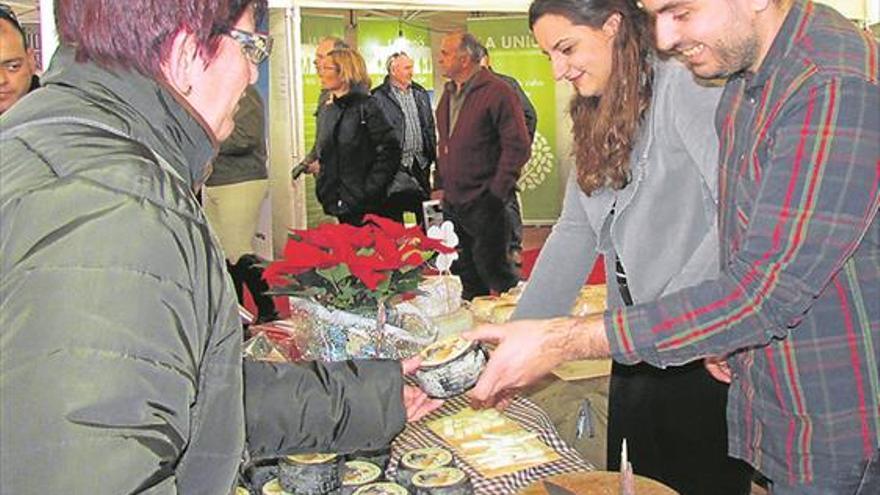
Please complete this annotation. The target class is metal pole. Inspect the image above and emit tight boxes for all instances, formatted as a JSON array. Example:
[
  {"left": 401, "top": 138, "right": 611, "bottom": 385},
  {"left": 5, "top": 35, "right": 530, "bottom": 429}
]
[{"left": 38, "top": 0, "right": 57, "bottom": 68}]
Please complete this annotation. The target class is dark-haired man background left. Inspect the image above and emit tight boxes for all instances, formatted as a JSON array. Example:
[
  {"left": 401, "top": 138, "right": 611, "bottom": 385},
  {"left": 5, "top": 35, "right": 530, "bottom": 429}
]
[{"left": 0, "top": 3, "right": 38, "bottom": 115}]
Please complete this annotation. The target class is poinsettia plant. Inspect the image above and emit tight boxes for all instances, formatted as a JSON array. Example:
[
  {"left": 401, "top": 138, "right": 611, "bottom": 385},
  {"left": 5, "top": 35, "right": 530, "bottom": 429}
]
[{"left": 264, "top": 215, "right": 456, "bottom": 311}]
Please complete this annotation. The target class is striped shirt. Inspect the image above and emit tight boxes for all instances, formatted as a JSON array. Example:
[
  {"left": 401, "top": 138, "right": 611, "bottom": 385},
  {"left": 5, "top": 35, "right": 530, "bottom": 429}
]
[
  {"left": 391, "top": 83, "right": 424, "bottom": 170},
  {"left": 605, "top": 0, "right": 879, "bottom": 486}
]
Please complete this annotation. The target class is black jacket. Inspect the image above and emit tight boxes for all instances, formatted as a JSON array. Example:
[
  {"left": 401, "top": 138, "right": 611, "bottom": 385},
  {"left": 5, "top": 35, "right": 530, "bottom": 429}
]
[
  {"left": 493, "top": 70, "right": 537, "bottom": 142},
  {"left": 371, "top": 77, "right": 437, "bottom": 192},
  {"left": 316, "top": 88, "right": 401, "bottom": 217}
]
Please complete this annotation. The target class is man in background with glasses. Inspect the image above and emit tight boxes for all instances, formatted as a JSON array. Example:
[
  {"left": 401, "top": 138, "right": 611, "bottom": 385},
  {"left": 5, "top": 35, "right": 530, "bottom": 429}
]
[
  {"left": 0, "top": 3, "right": 38, "bottom": 115},
  {"left": 293, "top": 35, "right": 349, "bottom": 180}
]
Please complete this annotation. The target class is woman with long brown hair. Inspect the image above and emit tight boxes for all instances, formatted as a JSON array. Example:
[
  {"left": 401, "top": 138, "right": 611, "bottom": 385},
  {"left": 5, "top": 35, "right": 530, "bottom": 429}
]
[{"left": 507, "top": 0, "right": 753, "bottom": 492}]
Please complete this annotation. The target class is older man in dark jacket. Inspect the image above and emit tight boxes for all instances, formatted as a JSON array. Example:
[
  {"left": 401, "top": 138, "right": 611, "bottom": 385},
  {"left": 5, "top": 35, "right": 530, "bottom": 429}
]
[
  {"left": 434, "top": 32, "right": 531, "bottom": 299},
  {"left": 372, "top": 52, "right": 437, "bottom": 226}
]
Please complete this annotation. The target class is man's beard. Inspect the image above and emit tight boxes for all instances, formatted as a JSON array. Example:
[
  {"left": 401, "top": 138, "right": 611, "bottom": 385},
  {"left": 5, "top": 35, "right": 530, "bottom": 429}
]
[{"left": 689, "top": 23, "right": 760, "bottom": 80}]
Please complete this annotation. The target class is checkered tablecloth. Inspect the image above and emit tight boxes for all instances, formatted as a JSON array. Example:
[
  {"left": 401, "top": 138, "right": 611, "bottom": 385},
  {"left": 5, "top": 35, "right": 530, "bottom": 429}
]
[{"left": 389, "top": 395, "right": 594, "bottom": 494}]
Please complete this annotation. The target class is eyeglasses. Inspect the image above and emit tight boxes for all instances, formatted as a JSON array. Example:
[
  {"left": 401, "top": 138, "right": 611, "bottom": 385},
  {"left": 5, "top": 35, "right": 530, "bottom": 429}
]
[{"left": 227, "top": 28, "right": 273, "bottom": 65}]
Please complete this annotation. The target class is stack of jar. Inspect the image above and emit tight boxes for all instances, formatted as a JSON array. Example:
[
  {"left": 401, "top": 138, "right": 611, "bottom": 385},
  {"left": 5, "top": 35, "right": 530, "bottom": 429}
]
[{"left": 250, "top": 446, "right": 472, "bottom": 495}]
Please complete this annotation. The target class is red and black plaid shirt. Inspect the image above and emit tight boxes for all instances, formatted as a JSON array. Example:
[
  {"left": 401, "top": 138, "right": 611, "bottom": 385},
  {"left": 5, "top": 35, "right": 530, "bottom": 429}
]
[{"left": 605, "top": 0, "right": 879, "bottom": 486}]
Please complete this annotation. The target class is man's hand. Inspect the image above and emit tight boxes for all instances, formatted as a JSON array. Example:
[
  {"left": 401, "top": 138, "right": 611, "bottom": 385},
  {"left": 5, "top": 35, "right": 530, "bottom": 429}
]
[
  {"left": 401, "top": 356, "right": 444, "bottom": 422},
  {"left": 463, "top": 314, "right": 609, "bottom": 408},
  {"left": 306, "top": 160, "right": 320, "bottom": 175},
  {"left": 430, "top": 189, "right": 444, "bottom": 201},
  {"left": 704, "top": 356, "right": 733, "bottom": 384}
]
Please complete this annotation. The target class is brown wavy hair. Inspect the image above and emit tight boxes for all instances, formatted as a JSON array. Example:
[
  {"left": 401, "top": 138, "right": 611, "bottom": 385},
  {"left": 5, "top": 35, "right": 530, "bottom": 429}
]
[{"left": 529, "top": 0, "right": 654, "bottom": 195}]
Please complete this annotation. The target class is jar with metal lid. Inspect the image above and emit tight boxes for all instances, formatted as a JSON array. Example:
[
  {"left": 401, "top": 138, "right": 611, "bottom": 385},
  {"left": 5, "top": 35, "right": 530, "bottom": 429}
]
[
  {"left": 414, "top": 337, "right": 487, "bottom": 399},
  {"left": 342, "top": 461, "right": 383, "bottom": 495},
  {"left": 395, "top": 447, "right": 454, "bottom": 491},
  {"left": 278, "top": 453, "right": 343, "bottom": 494},
  {"left": 351, "top": 481, "right": 409, "bottom": 495},
  {"left": 262, "top": 478, "right": 291, "bottom": 495},
  {"left": 411, "top": 467, "right": 472, "bottom": 495}
]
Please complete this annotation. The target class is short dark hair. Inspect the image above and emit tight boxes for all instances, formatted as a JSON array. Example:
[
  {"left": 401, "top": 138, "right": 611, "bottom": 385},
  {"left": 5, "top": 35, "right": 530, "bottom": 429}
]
[
  {"left": 54, "top": 0, "right": 267, "bottom": 80},
  {"left": 0, "top": 4, "right": 27, "bottom": 48}
]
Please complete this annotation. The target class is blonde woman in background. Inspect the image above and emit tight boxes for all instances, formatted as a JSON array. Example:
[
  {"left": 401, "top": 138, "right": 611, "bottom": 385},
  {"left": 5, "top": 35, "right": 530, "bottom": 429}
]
[{"left": 313, "top": 48, "right": 400, "bottom": 225}]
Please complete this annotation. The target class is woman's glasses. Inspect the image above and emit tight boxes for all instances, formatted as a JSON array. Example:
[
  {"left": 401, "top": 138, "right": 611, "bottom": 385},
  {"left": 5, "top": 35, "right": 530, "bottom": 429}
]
[{"left": 227, "top": 28, "right": 273, "bottom": 65}]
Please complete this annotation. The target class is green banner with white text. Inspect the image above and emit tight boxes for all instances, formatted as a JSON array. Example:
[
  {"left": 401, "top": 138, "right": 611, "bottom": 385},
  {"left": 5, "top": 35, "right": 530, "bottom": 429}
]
[
  {"left": 357, "top": 18, "right": 434, "bottom": 92},
  {"left": 468, "top": 17, "right": 561, "bottom": 222}
]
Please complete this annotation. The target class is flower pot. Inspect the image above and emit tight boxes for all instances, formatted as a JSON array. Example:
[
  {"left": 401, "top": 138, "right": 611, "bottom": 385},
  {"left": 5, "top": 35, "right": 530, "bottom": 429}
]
[{"left": 288, "top": 297, "right": 437, "bottom": 361}]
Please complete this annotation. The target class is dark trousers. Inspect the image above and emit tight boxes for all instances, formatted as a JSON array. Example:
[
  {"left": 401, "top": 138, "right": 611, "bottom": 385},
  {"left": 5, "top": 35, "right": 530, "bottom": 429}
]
[
  {"left": 607, "top": 361, "right": 753, "bottom": 495},
  {"left": 506, "top": 192, "right": 523, "bottom": 252},
  {"left": 445, "top": 194, "right": 519, "bottom": 300},
  {"left": 227, "top": 254, "right": 278, "bottom": 324},
  {"left": 381, "top": 191, "right": 426, "bottom": 228}
]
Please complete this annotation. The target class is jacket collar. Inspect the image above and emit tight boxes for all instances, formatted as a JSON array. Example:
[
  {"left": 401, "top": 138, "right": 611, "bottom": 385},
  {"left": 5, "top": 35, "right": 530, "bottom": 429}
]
[
  {"left": 378, "top": 76, "right": 426, "bottom": 96},
  {"left": 332, "top": 84, "right": 370, "bottom": 108},
  {"left": 443, "top": 67, "right": 493, "bottom": 97},
  {"left": 40, "top": 47, "right": 218, "bottom": 187},
  {"left": 743, "top": 0, "right": 804, "bottom": 94}
]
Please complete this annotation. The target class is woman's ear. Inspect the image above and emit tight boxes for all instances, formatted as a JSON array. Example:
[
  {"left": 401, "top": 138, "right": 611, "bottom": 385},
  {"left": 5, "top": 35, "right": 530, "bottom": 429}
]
[
  {"left": 162, "top": 30, "right": 200, "bottom": 97},
  {"left": 602, "top": 12, "right": 622, "bottom": 39}
]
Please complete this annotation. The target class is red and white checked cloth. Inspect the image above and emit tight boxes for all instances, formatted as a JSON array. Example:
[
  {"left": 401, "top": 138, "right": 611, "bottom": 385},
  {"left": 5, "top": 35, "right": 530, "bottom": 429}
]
[{"left": 389, "top": 395, "right": 594, "bottom": 494}]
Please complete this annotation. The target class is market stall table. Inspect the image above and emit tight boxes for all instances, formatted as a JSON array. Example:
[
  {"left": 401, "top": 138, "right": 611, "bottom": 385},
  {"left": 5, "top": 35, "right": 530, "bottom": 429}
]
[{"left": 388, "top": 394, "right": 593, "bottom": 494}]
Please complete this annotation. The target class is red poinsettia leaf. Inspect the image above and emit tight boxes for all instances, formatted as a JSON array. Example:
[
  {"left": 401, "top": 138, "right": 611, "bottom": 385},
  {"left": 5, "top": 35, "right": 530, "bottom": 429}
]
[
  {"left": 348, "top": 263, "right": 388, "bottom": 290},
  {"left": 364, "top": 214, "right": 407, "bottom": 240},
  {"left": 417, "top": 235, "right": 456, "bottom": 253},
  {"left": 373, "top": 233, "right": 403, "bottom": 267},
  {"left": 348, "top": 226, "right": 375, "bottom": 248},
  {"left": 263, "top": 259, "right": 308, "bottom": 286},
  {"left": 400, "top": 250, "right": 426, "bottom": 267},
  {"left": 281, "top": 240, "right": 337, "bottom": 269}
]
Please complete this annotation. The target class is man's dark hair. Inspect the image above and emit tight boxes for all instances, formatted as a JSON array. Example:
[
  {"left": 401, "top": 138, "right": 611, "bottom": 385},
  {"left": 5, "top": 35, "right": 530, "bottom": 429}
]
[
  {"left": 54, "top": 0, "right": 267, "bottom": 80},
  {"left": 0, "top": 4, "right": 28, "bottom": 48}
]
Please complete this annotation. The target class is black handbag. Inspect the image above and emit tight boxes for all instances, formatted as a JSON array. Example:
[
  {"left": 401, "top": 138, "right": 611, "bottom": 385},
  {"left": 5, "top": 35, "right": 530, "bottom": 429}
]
[{"left": 387, "top": 167, "right": 425, "bottom": 196}]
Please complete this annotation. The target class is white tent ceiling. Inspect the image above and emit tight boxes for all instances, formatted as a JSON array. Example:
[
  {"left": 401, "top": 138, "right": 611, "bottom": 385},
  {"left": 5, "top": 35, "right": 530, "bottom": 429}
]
[
  {"left": 12, "top": 1, "right": 877, "bottom": 22},
  {"left": 269, "top": 0, "right": 530, "bottom": 11}
]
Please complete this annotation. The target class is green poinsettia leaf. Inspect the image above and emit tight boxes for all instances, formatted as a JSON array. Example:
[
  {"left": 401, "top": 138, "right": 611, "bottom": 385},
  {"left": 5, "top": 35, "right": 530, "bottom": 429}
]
[{"left": 317, "top": 264, "right": 350, "bottom": 284}]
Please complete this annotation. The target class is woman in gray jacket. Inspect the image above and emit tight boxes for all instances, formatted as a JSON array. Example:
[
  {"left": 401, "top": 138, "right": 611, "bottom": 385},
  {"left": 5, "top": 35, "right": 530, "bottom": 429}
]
[
  {"left": 506, "top": 0, "right": 752, "bottom": 493},
  {"left": 0, "top": 1, "right": 438, "bottom": 493}
]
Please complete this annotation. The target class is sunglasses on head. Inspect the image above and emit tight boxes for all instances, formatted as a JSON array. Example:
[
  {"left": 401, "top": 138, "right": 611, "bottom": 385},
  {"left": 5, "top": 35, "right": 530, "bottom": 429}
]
[
  {"left": 227, "top": 28, "right": 273, "bottom": 65},
  {"left": 0, "top": 3, "right": 22, "bottom": 28}
]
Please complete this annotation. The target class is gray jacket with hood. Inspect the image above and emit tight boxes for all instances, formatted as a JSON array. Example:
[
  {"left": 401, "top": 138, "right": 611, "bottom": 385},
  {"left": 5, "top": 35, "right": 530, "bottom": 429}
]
[
  {"left": 514, "top": 59, "right": 723, "bottom": 318},
  {"left": 0, "top": 48, "right": 405, "bottom": 494}
]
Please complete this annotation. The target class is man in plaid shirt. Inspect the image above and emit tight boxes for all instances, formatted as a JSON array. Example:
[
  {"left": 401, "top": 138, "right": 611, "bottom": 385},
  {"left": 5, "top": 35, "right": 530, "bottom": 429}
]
[{"left": 467, "top": 0, "right": 878, "bottom": 492}]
